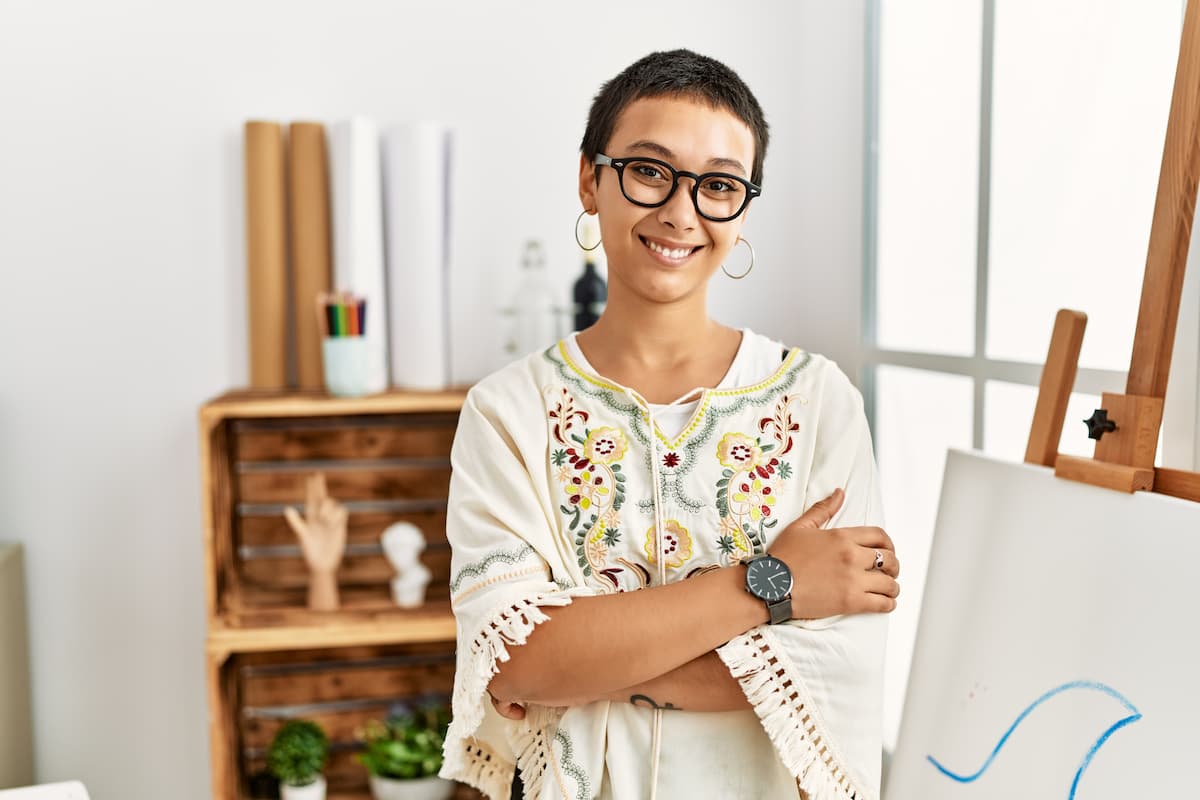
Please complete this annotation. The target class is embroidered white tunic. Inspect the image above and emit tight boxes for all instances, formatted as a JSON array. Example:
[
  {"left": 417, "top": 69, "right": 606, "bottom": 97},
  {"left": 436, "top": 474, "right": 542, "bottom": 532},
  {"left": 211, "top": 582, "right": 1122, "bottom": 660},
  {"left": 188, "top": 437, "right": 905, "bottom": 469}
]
[{"left": 440, "top": 330, "right": 887, "bottom": 800}]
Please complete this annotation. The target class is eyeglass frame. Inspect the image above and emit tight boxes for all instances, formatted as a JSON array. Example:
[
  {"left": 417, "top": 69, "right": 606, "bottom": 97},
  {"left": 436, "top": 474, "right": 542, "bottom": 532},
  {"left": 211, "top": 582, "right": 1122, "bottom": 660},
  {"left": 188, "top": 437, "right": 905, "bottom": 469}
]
[{"left": 593, "top": 153, "right": 762, "bottom": 222}]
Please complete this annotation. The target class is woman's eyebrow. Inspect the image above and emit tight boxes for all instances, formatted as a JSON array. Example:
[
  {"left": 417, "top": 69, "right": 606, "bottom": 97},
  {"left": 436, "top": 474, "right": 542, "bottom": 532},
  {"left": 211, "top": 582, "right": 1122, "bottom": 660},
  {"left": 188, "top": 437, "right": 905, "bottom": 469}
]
[{"left": 624, "top": 140, "right": 747, "bottom": 175}]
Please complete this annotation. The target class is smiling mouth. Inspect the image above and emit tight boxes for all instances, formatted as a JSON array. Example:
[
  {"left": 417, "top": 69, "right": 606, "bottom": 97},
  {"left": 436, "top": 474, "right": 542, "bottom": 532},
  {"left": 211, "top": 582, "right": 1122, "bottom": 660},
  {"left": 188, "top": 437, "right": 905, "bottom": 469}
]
[{"left": 639, "top": 235, "right": 703, "bottom": 262}]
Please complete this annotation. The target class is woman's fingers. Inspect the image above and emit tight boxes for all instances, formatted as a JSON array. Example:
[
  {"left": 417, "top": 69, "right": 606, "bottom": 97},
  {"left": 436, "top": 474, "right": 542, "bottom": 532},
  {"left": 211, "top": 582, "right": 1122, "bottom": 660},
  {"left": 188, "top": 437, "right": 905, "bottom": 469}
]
[
  {"left": 847, "top": 525, "right": 896, "bottom": 553},
  {"left": 863, "top": 571, "right": 901, "bottom": 599},
  {"left": 862, "top": 547, "right": 900, "bottom": 578},
  {"left": 794, "top": 489, "right": 845, "bottom": 529},
  {"left": 489, "top": 693, "right": 526, "bottom": 721}
]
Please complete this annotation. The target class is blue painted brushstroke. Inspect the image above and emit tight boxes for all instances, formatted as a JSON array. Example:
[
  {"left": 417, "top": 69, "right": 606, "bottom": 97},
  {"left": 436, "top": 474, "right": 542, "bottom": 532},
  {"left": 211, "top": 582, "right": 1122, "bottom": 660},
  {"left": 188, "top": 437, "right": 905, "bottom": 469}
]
[{"left": 926, "top": 680, "right": 1141, "bottom": 799}]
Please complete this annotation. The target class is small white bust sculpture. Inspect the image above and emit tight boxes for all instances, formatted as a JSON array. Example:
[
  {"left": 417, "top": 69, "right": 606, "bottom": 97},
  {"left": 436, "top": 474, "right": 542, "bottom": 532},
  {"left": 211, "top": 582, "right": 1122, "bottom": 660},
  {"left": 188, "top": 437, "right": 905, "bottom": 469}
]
[{"left": 380, "top": 521, "right": 432, "bottom": 608}]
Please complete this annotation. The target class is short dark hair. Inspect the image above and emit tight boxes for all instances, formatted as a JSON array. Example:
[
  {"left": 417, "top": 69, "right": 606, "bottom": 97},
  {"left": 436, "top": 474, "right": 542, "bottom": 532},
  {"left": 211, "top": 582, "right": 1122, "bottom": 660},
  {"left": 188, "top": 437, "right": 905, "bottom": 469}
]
[{"left": 581, "top": 49, "right": 769, "bottom": 186}]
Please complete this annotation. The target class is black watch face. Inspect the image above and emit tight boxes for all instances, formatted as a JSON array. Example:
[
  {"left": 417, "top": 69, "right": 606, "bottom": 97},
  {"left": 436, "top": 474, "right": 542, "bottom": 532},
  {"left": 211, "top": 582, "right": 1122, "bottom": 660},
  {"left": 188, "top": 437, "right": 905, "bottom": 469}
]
[{"left": 746, "top": 556, "right": 792, "bottom": 602}]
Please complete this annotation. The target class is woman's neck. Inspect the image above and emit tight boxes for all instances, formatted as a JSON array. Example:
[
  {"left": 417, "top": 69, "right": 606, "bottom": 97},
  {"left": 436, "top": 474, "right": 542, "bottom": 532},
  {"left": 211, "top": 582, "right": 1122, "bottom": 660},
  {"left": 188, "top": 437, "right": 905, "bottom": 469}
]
[{"left": 575, "top": 284, "right": 742, "bottom": 403}]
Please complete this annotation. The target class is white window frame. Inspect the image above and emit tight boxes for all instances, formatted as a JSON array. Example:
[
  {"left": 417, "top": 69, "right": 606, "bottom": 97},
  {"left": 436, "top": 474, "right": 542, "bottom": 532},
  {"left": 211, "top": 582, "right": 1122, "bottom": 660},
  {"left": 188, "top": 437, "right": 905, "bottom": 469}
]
[{"left": 863, "top": 0, "right": 1199, "bottom": 471}]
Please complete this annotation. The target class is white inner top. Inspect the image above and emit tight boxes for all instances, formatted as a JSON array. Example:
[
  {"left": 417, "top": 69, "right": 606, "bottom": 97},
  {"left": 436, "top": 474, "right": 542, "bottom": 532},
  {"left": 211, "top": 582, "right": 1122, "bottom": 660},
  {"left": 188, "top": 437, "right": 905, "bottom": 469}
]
[{"left": 564, "top": 327, "right": 788, "bottom": 440}]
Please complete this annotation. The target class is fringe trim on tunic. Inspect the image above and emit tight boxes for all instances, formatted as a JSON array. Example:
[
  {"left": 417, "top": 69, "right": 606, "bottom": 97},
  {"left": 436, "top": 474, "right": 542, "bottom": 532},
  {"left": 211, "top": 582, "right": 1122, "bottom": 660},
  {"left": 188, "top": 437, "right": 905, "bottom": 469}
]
[
  {"left": 440, "top": 590, "right": 590, "bottom": 799},
  {"left": 718, "top": 627, "right": 874, "bottom": 800}
]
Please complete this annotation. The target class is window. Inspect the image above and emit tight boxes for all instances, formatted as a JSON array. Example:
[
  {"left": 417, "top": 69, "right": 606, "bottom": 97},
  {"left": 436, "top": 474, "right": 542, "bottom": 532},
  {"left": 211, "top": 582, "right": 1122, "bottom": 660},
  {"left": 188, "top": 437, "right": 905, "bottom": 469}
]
[{"left": 867, "top": 0, "right": 1189, "bottom": 750}]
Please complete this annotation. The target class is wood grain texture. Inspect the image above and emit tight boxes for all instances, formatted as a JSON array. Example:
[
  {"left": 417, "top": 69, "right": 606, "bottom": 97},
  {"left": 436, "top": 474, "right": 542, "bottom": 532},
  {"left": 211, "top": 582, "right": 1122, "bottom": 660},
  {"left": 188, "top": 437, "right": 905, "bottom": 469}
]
[
  {"left": 236, "top": 465, "right": 451, "bottom": 504},
  {"left": 1092, "top": 393, "right": 1164, "bottom": 469},
  {"left": 201, "top": 389, "right": 467, "bottom": 422},
  {"left": 1127, "top": 0, "right": 1200, "bottom": 399},
  {"left": 1025, "top": 309, "right": 1087, "bottom": 467},
  {"left": 238, "top": 509, "right": 448, "bottom": 549},
  {"left": 244, "top": 121, "right": 289, "bottom": 390},
  {"left": 234, "top": 417, "right": 457, "bottom": 462},
  {"left": 1155, "top": 466, "right": 1200, "bottom": 501},
  {"left": 206, "top": 601, "right": 457, "bottom": 657},
  {"left": 1055, "top": 454, "right": 1154, "bottom": 493}
]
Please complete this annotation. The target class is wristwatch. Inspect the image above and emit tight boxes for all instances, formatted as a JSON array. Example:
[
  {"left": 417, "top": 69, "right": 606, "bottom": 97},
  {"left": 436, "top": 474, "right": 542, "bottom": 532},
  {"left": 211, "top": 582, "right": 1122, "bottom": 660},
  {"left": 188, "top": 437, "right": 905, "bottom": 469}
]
[{"left": 742, "top": 553, "right": 793, "bottom": 625}]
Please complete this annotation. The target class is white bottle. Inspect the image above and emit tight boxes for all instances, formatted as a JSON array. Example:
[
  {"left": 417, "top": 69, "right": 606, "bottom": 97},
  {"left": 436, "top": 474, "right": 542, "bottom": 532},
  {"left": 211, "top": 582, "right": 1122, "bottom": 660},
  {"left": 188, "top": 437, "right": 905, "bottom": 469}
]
[{"left": 503, "top": 240, "right": 562, "bottom": 357}]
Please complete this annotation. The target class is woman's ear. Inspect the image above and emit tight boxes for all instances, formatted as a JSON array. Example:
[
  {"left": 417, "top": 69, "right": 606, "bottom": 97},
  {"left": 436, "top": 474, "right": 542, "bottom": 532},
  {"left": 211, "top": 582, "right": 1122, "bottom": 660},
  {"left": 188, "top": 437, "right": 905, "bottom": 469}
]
[{"left": 578, "top": 153, "right": 597, "bottom": 212}]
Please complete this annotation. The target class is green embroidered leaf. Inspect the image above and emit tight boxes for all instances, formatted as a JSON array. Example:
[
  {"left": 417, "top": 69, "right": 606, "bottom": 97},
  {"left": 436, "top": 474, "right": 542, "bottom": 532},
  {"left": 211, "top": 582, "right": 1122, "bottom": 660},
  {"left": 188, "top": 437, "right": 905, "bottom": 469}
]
[
  {"left": 560, "top": 505, "right": 571, "bottom": 514},
  {"left": 611, "top": 464, "right": 622, "bottom": 472},
  {"left": 551, "top": 448, "right": 568, "bottom": 466},
  {"left": 578, "top": 556, "right": 587, "bottom": 568},
  {"left": 778, "top": 462, "right": 793, "bottom": 479},
  {"left": 603, "top": 528, "right": 621, "bottom": 546},
  {"left": 716, "top": 535, "right": 735, "bottom": 555},
  {"left": 722, "top": 468, "right": 733, "bottom": 478},
  {"left": 614, "top": 473, "right": 626, "bottom": 483},
  {"left": 764, "top": 519, "right": 778, "bottom": 529},
  {"left": 716, "top": 478, "right": 729, "bottom": 488},
  {"left": 571, "top": 433, "right": 586, "bottom": 445},
  {"left": 761, "top": 442, "right": 775, "bottom": 453}
]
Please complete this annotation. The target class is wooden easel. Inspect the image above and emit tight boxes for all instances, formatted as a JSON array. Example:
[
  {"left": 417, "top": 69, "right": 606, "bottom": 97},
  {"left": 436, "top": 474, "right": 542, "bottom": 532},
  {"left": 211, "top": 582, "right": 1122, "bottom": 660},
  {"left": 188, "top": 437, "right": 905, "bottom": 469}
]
[{"left": 1024, "top": 0, "right": 1200, "bottom": 503}]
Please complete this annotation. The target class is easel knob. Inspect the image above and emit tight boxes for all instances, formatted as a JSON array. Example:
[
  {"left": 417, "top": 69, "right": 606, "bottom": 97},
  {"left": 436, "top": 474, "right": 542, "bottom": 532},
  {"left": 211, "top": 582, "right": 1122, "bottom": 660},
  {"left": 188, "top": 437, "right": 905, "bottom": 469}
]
[{"left": 1084, "top": 409, "right": 1118, "bottom": 441}]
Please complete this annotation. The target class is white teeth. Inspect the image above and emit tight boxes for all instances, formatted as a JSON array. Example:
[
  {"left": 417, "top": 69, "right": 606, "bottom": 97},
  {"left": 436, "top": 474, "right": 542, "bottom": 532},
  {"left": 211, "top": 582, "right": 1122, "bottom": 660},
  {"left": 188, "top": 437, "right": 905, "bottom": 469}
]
[{"left": 646, "top": 239, "right": 692, "bottom": 259}]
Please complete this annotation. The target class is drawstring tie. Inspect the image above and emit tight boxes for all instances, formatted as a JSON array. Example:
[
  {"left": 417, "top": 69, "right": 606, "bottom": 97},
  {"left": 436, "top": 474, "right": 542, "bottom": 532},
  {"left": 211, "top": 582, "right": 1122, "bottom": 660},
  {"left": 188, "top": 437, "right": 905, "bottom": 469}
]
[{"left": 620, "top": 384, "right": 706, "bottom": 800}]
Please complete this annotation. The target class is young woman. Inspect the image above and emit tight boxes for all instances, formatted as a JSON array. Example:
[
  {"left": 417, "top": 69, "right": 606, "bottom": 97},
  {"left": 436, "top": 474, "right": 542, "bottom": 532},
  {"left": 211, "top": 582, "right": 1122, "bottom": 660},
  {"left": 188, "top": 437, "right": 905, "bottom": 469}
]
[{"left": 440, "top": 50, "right": 901, "bottom": 800}]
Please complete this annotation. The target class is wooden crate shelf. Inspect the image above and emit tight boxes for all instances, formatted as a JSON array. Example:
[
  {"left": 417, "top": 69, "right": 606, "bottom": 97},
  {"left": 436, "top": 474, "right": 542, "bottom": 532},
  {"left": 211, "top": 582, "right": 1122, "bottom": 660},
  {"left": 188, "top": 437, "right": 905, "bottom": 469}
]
[
  {"left": 207, "top": 601, "right": 457, "bottom": 659},
  {"left": 199, "top": 388, "right": 472, "bottom": 799}
]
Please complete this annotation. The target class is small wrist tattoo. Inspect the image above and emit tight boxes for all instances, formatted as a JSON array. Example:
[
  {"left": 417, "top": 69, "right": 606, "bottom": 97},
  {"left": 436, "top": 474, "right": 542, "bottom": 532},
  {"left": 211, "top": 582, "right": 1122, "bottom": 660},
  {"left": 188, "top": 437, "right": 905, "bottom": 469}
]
[{"left": 630, "top": 693, "right": 680, "bottom": 711}]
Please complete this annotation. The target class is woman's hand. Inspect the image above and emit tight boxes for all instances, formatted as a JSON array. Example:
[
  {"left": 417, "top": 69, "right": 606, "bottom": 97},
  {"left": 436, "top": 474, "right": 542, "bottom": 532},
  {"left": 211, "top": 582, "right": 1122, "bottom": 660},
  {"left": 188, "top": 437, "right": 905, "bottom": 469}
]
[{"left": 767, "top": 489, "right": 901, "bottom": 618}]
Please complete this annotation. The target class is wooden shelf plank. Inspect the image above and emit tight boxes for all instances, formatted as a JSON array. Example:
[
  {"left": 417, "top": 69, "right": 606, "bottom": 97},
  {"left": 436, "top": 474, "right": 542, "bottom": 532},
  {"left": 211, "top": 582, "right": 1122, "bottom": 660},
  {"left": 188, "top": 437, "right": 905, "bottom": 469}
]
[
  {"left": 207, "top": 602, "right": 457, "bottom": 658},
  {"left": 201, "top": 388, "right": 468, "bottom": 425}
]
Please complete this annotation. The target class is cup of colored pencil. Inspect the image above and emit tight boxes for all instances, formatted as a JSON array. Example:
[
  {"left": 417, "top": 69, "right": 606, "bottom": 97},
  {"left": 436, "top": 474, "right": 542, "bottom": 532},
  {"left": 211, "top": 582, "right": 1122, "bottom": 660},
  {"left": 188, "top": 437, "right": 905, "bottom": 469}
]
[{"left": 318, "top": 291, "right": 369, "bottom": 397}]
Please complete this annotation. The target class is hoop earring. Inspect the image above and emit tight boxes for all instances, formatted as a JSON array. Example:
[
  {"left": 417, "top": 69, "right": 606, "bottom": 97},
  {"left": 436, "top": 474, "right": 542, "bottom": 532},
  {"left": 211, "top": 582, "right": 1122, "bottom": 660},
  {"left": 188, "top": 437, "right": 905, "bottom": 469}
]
[
  {"left": 575, "top": 210, "right": 602, "bottom": 251},
  {"left": 722, "top": 237, "right": 755, "bottom": 279}
]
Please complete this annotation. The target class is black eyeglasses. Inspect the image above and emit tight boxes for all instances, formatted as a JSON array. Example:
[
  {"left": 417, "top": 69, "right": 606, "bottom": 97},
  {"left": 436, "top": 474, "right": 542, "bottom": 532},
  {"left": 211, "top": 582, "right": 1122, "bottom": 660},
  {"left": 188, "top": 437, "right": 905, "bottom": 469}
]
[{"left": 595, "top": 153, "right": 761, "bottom": 222}]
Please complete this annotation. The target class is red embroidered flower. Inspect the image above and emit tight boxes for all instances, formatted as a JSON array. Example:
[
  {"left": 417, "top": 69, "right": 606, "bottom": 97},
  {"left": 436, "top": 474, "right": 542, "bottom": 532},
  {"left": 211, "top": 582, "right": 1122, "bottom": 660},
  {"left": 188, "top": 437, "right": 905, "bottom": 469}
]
[{"left": 662, "top": 452, "right": 681, "bottom": 468}]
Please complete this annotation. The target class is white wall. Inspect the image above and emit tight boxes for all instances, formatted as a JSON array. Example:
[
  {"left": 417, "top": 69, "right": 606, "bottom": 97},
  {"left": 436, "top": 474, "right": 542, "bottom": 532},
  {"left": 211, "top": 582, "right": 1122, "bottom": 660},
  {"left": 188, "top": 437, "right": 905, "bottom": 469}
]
[{"left": 0, "top": 2, "right": 868, "bottom": 797}]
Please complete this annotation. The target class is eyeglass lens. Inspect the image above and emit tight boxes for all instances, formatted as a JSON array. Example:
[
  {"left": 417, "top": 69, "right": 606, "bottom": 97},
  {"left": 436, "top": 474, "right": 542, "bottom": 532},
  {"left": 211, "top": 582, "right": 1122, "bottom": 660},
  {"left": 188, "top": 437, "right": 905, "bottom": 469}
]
[{"left": 619, "top": 160, "right": 748, "bottom": 220}]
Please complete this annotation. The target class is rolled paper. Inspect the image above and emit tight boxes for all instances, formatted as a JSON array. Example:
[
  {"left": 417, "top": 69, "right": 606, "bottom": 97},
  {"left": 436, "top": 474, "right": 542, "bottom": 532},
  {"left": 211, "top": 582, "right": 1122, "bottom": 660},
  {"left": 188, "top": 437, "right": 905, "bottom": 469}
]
[
  {"left": 381, "top": 122, "right": 452, "bottom": 390},
  {"left": 329, "top": 117, "right": 390, "bottom": 393},
  {"left": 288, "top": 122, "right": 334, "bottom": 390},
  {"left": 244, "top": 121, "right": 288, "bottom": 389}
]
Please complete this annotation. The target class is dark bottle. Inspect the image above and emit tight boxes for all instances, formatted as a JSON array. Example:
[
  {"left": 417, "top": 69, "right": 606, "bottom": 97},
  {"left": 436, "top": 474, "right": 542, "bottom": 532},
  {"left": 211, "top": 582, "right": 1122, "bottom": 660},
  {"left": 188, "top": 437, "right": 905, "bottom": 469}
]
[{"left": 572, "top": 256, "right": 607, "bottom": 331}]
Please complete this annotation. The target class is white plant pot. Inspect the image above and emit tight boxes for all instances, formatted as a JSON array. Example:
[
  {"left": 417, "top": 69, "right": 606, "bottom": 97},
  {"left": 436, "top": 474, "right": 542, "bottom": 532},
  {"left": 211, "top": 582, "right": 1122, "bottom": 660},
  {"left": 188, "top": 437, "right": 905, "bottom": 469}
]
[
  {"left": 281, "top": 774, "right": 326, "bottom": 800},
  {"left": 368, "top": 774, "right": 455, "bottom": 800}
]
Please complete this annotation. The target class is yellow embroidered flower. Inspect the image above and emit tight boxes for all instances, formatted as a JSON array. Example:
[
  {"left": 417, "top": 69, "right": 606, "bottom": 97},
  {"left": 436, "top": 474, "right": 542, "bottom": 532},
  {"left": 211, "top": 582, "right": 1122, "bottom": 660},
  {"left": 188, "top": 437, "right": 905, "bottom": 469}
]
[
  {"left": 716, "top": 432, "right": 762, "bottom": 470},
  {"left": 644, "top": 519, "right": 694, "bottom": 568},
  {"left": 732, "top": 477, "right": 776, "bottom": 521},
  {"left": 564, "top": 466, "right": 610, "bottom": 510},
  {"left": 583, "top": 427, "right": 628, "bottom": 465}
]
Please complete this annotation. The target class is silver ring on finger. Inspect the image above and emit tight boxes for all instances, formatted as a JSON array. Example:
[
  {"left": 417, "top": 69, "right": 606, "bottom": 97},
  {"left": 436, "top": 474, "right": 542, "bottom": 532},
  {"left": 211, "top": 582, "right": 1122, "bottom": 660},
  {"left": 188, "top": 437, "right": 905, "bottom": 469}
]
[{"left": 873, "top": 549, "right": 885, "bottom": 571}]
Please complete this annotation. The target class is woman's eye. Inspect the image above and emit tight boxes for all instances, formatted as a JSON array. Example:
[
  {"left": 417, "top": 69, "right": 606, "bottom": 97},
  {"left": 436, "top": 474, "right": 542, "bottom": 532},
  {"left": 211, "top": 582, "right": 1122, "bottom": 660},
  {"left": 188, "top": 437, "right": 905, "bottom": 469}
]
[
  {"left": 703, "top": 179, "right": 734, "bottom": 193},
  {"left": 634, "top": 165, "right": 665, "bottom": 180}
]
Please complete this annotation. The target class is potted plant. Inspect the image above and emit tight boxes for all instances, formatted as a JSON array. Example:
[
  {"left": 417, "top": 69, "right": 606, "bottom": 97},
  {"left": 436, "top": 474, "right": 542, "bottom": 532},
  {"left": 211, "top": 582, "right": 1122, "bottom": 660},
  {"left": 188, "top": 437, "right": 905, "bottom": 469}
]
[
  {"left": 267, "top": 719, "right": 329, "bottom": 800},
  {"left": 358, "top": 697, "right": 455, "bottom": 800}
]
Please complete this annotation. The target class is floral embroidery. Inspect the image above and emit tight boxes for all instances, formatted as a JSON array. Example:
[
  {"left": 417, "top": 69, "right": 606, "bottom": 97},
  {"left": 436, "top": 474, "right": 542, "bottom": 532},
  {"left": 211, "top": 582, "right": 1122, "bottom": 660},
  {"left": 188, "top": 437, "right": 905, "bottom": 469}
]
[
  {"left": 583, "top": 426, "right": 628, "bottom": 464},
  {"left": 732, "top": 476, "right": 775, "bottom": 521},
  {"left": 759, "top": 393, "right": 800, "bottom": 455},
  {"left": 717, "top": 432, "right": 763, "bottom": 470},
  {"left": 550, "top": 389, "right": 629, "bottom": 589},
  {"left": 714, "top": 395, "right": 799, "bottom": 565},
  {"left": 662, "top": 452, "right": 680, "bottom": 468},
  {"left": 547, "top": 343, "right": 812, "bottom": 514},
  {"left": 643, "top": 519, "right": 694, "bottom": 569},
  {"left": 716, "top": 515, "right": 753, "bottom": 562}
]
